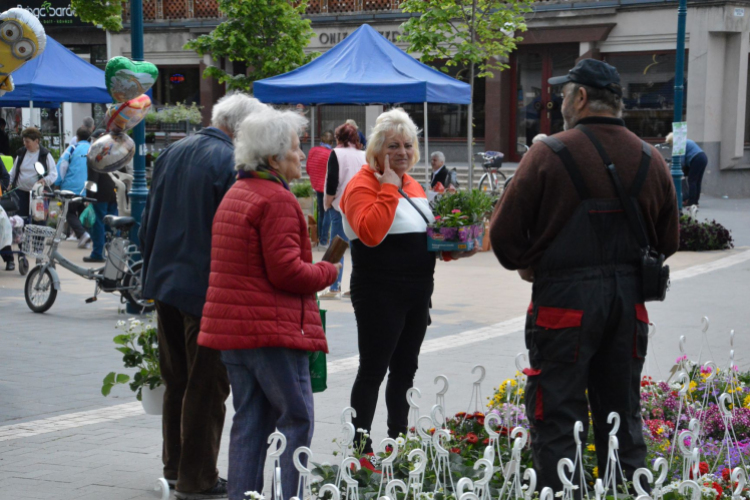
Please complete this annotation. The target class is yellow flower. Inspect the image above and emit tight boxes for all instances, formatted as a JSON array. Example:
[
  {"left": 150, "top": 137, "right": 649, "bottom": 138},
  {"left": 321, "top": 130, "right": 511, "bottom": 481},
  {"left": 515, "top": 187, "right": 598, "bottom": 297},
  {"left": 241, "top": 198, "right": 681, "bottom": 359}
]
[
  {"left": 744, "top": 394, "right": 750, "bottom": 408},
  {"left": 587, "top": 444, "right": 596, "bottom": 452},
  {"left": 689, "top": 381, "right": 697, "bottom": 392},
  {"left": 593, "top": 467, "right": 599, "bottom": 478},
  {"left": 656, "top": 427, "right": 664, "bottom": 435}
]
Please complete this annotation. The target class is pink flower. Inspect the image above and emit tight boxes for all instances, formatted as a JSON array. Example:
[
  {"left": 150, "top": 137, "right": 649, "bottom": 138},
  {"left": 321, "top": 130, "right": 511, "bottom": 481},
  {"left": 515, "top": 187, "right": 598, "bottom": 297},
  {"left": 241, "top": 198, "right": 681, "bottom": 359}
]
[
  {"left": 434, "top": 215, "right": 442, "bottom": 220},
  {"left": 451, "top": 209, "right": 461, "bottom": 214},
  {"left": 676, "top": 355, "right": 688, "bottom": 363}
]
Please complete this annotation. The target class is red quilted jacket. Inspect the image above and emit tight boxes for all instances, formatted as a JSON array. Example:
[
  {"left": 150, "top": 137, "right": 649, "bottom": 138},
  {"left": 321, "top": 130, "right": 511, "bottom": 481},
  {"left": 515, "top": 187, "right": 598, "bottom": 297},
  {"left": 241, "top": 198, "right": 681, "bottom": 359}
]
[{"left": 198, "top": 178, "right": 338, "bottom": 352}]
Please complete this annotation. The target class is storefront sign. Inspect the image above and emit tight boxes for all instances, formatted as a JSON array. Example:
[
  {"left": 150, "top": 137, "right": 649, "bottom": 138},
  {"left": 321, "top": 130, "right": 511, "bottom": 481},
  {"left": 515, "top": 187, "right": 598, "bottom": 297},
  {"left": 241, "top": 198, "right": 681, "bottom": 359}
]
[
  {"left": 15, "top": 1, "right": 87, "bottom": 27},
  {"left": 312, "top": 26, "right": 404, "bottom": 49},
  {"left": 672, "top": 122, "right": 688, "bottom": 156}
]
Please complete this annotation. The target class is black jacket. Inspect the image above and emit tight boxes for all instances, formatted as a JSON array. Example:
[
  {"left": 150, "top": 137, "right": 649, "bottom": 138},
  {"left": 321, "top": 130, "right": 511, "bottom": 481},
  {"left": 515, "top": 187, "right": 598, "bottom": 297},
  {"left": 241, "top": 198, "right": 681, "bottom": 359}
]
[
  {"left": 430, "top": 166, "right": 449, "bottom": 188},
  {"left": 0, "top": 130, "right": 9, "bottom": 156},
  {"left": 139, "top": 127, "right": 236, "bottom": 317}
]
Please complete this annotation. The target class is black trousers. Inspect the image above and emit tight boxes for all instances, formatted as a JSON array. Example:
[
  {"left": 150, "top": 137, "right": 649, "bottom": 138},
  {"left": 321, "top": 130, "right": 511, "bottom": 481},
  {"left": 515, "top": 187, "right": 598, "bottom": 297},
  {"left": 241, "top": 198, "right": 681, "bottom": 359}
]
[
  {"left": 66, "top": 200, "right": 86, "bottom": 239},
  {"left": 525, "top": 268, "right": 648, "bottom": 493},
  {"left": 349, "top": 275, "right": 433, "bottom": 452}
]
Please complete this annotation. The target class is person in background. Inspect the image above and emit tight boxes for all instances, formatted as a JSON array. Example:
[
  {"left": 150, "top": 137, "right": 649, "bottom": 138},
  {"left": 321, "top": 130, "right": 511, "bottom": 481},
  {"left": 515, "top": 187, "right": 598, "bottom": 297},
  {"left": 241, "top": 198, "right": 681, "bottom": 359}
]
[
  {"left": 305, "top": 130, "right": 334, "bottom": 247},
  {"left": 346, "top": 119, "right": 367, "bottom": 149},
  {"left": 666, "top": 132, "right": 707, "bottom": 207},
  {"left": 320, "top": 123, "right": 366, "bottom": 299},
  {"left": 0, "top": 139, "right": 10, "bottom": 270},
  {"left": 8, "top": 127, "right": 57, "bottom": 220},
  {"left": 69, "top": 116, "right": 95, "bottom": 148},
  {"left": 0, "top": 118, "right": 10, "bottom": 156},
  {"left": 340, "top": 109, "right": 477, "bottom": 464},
  {"left": 55, "top": 126, "right": 91, "bottom": 249},
  {"left": 84, "top": 129, "right": 120, "bottom": 263},
  {"left": 429, "top": 151, "right": 457, "bottom": 192},
  {"left": 198, "top": 107, "right": 339, "bottom": 500},
  {"left": 140, "top": 93, "right": 265, "bottom": 500}
]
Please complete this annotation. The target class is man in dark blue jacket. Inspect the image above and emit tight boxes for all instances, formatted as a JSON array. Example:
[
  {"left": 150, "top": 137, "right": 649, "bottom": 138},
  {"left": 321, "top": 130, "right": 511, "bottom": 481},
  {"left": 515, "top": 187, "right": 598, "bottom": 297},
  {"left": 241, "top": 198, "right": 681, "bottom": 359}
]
[{"left": 140, "top": 93, "right": 266, "bottom": 500}]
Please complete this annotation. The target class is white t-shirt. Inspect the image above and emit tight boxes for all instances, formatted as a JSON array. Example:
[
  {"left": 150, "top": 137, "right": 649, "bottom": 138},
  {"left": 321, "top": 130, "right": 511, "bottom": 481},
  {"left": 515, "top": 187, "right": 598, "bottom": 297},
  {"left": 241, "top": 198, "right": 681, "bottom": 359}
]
[{"left": 9, "top": 149, "right": 58, "bottom": 191}]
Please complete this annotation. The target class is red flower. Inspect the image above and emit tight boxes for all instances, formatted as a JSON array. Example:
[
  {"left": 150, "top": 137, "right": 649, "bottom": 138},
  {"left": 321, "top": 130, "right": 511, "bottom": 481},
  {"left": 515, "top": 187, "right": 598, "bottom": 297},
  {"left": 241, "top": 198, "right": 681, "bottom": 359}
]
[
  {"left": 455, "top": 412, "right": 467, "bottom": 418},
  {"left": 429, "top": 428, "right": 436, "bottom": 435},
  {"left": 465, "top": 413, "right": 475, "bottom": 420},
  {"left": 450, "top": 447, "right": 461, "bottom": 454},
  {"left": 483, "top": 438, "right": 490, "bottom": 445},
  {"left": 476, "top": 416, "right": 485, "bottom": 426},
  {"left": 723, "top": 468, "right": 731, "bottom": 481},
  {"left": 500, "top": 426, "right": 510, "bottom": 436},
  {"left": 474, "top": 412, "right": 485, "bottom": 418},
  {"left": 466, "top": 433, "right": 479, "bottom": 445},
  {"left": 712, "top": 482, "right": 723, "bottom": 500},
  {"left": 700, "top": 462, "right": 710, "bottom": 476},
  {"left": 409, "top": 427, "right": 416, "bottom": 434}
]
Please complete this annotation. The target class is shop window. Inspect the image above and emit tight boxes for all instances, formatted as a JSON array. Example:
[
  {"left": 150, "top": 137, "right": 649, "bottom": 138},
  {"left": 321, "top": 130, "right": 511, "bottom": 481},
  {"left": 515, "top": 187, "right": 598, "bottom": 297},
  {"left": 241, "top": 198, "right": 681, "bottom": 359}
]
[
  {"left": 153, "top": 66, "right": 201, "bottom": 106},
  {"left": 603, "top": 52, "right": 687, "bottom": 140}
]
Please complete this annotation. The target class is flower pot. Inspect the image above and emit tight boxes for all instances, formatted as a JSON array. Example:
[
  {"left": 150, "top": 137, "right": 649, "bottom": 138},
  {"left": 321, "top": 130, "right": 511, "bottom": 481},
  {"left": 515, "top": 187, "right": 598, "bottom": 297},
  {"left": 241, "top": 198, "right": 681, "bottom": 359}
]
[
  {"left": 141, "top": 385, "right": 165, "bottom": 415},
  {"left": 458, "top": 226, "right": 473, "bottom": 242},
  {"left": 297, "top": 196, "right": 314, "bottom": 216}
]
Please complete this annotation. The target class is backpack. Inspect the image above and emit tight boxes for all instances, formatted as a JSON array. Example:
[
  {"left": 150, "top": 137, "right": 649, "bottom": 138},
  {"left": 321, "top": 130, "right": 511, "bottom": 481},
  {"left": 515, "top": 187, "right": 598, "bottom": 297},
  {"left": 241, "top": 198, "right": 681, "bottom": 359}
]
[{"left": 446, "top": 168, "right": 459, "bottom": 189}]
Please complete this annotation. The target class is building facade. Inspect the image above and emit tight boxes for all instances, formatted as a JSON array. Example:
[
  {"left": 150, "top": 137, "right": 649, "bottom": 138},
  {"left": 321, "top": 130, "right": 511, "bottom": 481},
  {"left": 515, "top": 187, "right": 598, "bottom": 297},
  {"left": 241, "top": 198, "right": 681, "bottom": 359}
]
[{"left": 8, "top": 0, "right": 750, "bottom": 196}]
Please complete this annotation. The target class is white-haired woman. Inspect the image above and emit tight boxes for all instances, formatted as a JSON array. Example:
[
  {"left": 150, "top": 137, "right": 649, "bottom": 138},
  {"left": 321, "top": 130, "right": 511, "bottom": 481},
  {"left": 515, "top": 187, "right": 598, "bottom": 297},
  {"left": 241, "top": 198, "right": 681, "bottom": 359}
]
[
  {"left": 198, "top": 107, "right": 340, "bottom": 500},
  {"left": 339, "top": 109, "right": 476, "bottom": 463}
]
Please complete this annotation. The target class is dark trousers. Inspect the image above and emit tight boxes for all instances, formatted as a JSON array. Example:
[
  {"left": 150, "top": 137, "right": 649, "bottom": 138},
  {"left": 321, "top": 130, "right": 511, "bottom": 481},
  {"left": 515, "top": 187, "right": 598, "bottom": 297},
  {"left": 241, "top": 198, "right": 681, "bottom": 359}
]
[
  {"left": 155, "top": 301, "right": 231, "bottom": 493},
  {"left": 525, "top": 270, "right": 648, "bottom": 492},
  {"left": 66, "top": 200, "right": 86, "bottom": 239},
  {"left": 349, "top": 276, "right": 433, "bottom": 452},
  {"left": 685, "top": 152, "right": 708, "bottom": 206},
  {"left": 221, "top": 348, "right": 314, "bottom": 500},
  {"left": 315, "top": 191, "right": 330, "bottom": 244},
  {"left": 0, "top": 245, "right": 12, "bottom": 263}
]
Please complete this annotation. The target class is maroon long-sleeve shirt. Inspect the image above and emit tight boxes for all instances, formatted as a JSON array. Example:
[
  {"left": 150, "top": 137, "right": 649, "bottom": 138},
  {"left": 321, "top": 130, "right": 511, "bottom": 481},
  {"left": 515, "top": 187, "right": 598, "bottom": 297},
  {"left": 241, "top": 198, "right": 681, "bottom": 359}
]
[{"left": 490, "top": 116, "right": 679, "bottom": 271}]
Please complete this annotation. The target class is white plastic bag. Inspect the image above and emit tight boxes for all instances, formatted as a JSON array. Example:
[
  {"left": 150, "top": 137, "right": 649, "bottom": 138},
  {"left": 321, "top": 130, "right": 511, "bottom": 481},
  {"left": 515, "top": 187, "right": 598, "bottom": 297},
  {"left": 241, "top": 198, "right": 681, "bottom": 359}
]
[
  {"left": 30, "top": 183, "right": 46, "bottom": 222},
  {"left": 0, "top": 206, "right": 12, "bottom": 249}
]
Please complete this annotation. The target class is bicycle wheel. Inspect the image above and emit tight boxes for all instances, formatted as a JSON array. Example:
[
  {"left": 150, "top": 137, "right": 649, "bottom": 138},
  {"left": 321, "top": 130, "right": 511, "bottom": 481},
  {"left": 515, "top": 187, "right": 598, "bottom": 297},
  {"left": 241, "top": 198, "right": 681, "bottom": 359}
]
[
  {"left": 121, "top": 261, "right": 155, "bottom": 313},
  {"left": 478, "top": 173, "right": 495, "bottom": 193},
  {"left": 25, "top": 266, "right": 57, "bottom": 313},
  {"left": 18, "top": 255, "right": 29, "bottom": 276}
]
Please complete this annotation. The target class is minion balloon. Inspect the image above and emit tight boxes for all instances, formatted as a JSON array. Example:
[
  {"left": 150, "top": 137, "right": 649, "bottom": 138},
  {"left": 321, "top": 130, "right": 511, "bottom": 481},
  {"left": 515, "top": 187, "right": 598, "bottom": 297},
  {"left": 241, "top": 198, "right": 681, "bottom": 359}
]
[{"left": 0, "top": 8, "right": 46, "bottom": 96}]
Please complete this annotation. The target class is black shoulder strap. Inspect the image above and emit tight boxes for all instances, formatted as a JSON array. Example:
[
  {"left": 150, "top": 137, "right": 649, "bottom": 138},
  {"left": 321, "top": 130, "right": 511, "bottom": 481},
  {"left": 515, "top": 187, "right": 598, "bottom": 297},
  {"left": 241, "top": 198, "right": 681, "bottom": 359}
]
[
  {"left": 576, "top": 124, "right": 651, "bottom": 249},
  {"left": 12, "top": 147, "right": 26, "bottom": 188},
  {"left": 630, "top": 141, "right": 652, "bottom": 198},
  {"left": 539, "top": 136, "right": 590, "bottom": 200},
  {"left": 398, "top": 187, "right": 431, "bottom": 225}
]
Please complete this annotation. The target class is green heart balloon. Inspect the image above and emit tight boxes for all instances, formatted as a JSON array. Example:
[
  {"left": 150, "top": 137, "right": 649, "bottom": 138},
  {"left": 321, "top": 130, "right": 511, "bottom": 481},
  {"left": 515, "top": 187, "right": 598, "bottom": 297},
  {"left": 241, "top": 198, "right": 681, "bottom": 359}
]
[{"left": 105, "top": 56, "right": 159, "bottom": 103}]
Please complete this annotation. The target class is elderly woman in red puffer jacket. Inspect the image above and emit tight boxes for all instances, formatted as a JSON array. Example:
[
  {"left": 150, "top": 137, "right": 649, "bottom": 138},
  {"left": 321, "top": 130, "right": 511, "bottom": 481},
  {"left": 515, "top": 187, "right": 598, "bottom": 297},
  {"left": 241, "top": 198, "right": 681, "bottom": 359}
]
[{"left": 198, "top": 107, "right": 339, "bottom": 500}]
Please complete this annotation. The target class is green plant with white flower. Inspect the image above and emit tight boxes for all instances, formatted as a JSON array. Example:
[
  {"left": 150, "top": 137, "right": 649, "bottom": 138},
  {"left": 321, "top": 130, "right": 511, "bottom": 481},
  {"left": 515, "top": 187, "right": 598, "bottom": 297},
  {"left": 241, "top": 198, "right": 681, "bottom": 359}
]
[
  {"left": 244, "top": 492, "right": 264, "bottom": 500},
  {"left": 101, "top": 316, "right": 161, "bottom": 401}
]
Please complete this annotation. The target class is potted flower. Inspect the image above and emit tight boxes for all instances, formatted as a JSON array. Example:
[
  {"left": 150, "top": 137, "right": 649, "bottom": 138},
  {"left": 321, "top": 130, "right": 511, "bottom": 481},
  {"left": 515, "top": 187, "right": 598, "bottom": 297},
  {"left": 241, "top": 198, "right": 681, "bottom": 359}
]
[
  {"left": 101, "top": 316, "right": 164, "bottom": 415},
  {"left": 427, "top": 190, "right": 494, "bottom": 251},
  {"left": 291, "top": 179, "right": 315, "bottom": 216}
]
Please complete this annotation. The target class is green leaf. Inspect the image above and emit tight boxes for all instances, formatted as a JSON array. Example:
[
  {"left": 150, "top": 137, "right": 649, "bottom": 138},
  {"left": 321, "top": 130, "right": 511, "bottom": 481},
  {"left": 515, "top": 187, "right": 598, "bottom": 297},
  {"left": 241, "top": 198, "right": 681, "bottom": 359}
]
[
  {"left": 113, "top": 334, "right": 131, "bottom": 345},
  {"left": 102, "top": 372, "right": 116, "bottom": 385},
  {"left": 115, "top": 373, "right": 130, "bottom": 384},
  {"left": 101, "top": 383, "right": 113, "bottom": 397}
]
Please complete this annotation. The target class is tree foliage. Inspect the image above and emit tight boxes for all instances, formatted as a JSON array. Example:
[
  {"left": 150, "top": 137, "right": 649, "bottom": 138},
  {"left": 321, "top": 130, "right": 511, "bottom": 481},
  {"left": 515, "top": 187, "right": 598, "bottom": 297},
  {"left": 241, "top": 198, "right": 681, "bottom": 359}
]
[
  {"left": 184, "top": 0, "right": 317, "bottom": 92},
  {"left": 399, "top": 0, "right": 532, "bottom": 77},
  {"left": 70, "top": 0, "right": 125, "bottom": 32}
]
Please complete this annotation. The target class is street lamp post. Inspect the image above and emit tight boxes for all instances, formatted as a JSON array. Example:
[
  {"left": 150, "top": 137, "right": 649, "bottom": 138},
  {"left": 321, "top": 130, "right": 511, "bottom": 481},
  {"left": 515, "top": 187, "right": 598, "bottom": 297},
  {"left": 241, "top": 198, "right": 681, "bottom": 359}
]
[
  {"left": 129, "top": 0, "right": 147, "bottom": 241},
  {"left": 671, "top": 0, "right": 687, "bottom": 209}
]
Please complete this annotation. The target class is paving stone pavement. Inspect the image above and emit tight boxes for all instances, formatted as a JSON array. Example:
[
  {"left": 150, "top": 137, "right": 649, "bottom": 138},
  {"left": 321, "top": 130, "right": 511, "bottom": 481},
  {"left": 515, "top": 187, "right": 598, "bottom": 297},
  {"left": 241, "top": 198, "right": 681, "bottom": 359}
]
[{"left": 1, "top": 195, "right": 749, "bottom": 499}]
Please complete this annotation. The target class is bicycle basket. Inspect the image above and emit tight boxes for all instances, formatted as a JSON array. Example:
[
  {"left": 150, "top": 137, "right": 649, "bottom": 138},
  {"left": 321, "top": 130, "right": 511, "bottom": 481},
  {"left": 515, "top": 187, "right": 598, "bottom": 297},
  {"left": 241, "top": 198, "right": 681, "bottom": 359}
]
[
  {"left": 21, "top": 225, "right": 56, "bottom": 259},
  {"left": 483, "top": 151, "right": 504, "bottom": 170}
]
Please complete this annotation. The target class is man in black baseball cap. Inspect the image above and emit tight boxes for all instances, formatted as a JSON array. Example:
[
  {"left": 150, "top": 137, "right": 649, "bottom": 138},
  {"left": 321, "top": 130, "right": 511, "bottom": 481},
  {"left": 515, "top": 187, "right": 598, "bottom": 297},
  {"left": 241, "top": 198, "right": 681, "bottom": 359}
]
[{"left": 490, "top": 57, "right": 679, "bottom": 493}]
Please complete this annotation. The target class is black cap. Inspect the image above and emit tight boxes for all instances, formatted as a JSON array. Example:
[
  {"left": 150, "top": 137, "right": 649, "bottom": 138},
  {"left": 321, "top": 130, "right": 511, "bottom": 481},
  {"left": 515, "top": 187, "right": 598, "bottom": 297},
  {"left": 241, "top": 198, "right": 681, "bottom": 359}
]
[{"left": 548, "top": 59, "right": 622, "bottom": 96}]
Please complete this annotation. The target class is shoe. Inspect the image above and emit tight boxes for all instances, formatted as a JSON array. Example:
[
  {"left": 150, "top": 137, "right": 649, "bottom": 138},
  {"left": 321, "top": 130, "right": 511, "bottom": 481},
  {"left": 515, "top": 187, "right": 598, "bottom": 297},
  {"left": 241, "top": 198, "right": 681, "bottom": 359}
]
[
  {"left": 342, "top": 291, "right": 352, "bottom": 299},
  {"left": 319, "top": 289, "right": 340, "bottom": 300},
  {"left": 5, "top": 261, "right": 14, "bottom": 271},
  {"left": 175, "top": 477, "right": 228, "bottom": 499},
  {"left": 66, "top": 234, "right": 77, "bottom": 241},
  {"left": 77, "top": 232, "right": 91, "bottom": 249},
  {"left": 166, "top": 478, "right": 177, "bottom": 490},
  {"left": 83, "top": 255, "right": 106, "bottom": 263}
]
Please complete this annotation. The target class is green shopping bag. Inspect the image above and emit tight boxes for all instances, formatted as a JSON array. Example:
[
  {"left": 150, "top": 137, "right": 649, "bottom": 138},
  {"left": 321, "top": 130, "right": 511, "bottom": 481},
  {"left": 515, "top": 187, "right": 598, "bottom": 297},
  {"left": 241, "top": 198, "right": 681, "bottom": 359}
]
[
  {"left": 309, "top": 308, "right": 327, "bottom": 393},
  {"left": 80, "top": 204, "right": 96, "bottom": 229}
]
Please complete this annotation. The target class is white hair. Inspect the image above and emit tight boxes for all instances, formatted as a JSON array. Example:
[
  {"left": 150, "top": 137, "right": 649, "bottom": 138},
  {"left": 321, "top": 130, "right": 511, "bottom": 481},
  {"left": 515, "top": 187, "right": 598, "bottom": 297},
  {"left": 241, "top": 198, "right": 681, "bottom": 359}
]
[
  {"left": 431, "top": 151, "right": 445, "bottom": 163},
  {"left": 531, "top": 134, "right": 548, "bottom": 144},
  {"left": 82, "top": 117, "right": 95, "bottom": 129},
  {"left": 211, "top": 93, "right": 266, "bottom": 135},
  {"left": 365, "top": 108, "right": 420, "bottom": 168},
  {"left": 346, "top": 119, "right": 358, "bottom": 129},
  {"left": 235, "top": 107, "right": 308, "bottom": 172}
]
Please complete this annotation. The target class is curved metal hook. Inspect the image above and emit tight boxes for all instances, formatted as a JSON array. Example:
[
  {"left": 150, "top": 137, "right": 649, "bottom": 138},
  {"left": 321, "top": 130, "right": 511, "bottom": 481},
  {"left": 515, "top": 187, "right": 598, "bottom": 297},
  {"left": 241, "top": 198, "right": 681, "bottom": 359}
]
[
  {"left": 379, "top": 438, "right": 398, "bottom": 465},
  {"left": 472, "top": 365, "right": 486, "bottom": 384},
  {"left": 648, "top": 322, "right": 657, "bottom": 339},
  {"left": 688, "top": 418, "right": 701, "bottom": 436},
  {"left": 293, "top": 446, "right": 312, "bottom": 474},
  {"left": 340, "top": 407, "right": 357, "bottom": 425},
  {"left": 654, "top": 458, "right": 668, "bottom": 488},
  {"left": 594, "top": 479, "right": 606, "bottom": 500},
  {"left": 557, "top": 458, "right": 575, "bottom": 488},
  {"left": 268, "top": 431, "right": 287, "bottom": 458},
  {"left": 416, "top": 415, "right": 433, "bottom": 441},
  {"left": 430, "top": 404, "right": 445, "bottom": 428},
  {"left": 674, "top": 371, "right": 690, "bottom": 396},
  {"left": 540, "top": 487, "right": 554, "bottom": 500},
  {"left": 607, "top": 412, "right": 621, "bottom": 436},
  {"left": 702, "top": 316, "right": 709, "bottom": 334},
  {"left": 482, "top": 444, "right": 495, "bottom": 462},
  {"left": 433, "top": 428, "right": 451, "bottom": 455},
  {"left": 704, "top": 361, "right": 718, "bottom": 382},
  {"left": 340, "top": 457, "right": 360, "bottom": 483},
  {"left": 730, "top": 329, "right": 735, "bottom": 348},
  {"left": 474, "top": 458, "right": 493, "bottom": 487},
  {"left": 511, "top": 426, "right": 529, "bottom": 449},
  {"left": 732, "top": 468, "right": 747, "bottom": 500},
  {"left": 633, "top": 467, "right": 654, "bottom": 498},
  {"left": 719, "top": 393, "right": 733, "bottom": 417},
  {"left": 677, "top": 430, "right": 696, "bottom": 456},
  {"left": 459, "top": 493, "right": 480, "bottom": 500},
  {"left": 573, "top": 421, "right": 584, "bottom": 446},
  {"left": 385, "top": 479, "right": 407, "bottom": 500},
  {"left": 678, "top": 480, "right": 702, "bottom": 500},
  {"left": 679, "top": 335, "right": 687, "bottom": 354},
  {"left": 456, "top": 477, "right": 474, "bottom": 496},
  {"left": 523, "top": 468, "right": 537, "bottom": 499},
  {"left": 408, "top": 449, "right": 427, "bottom": 475},
  {"left": 320, "top": 484, "right": 341, "bottom": 500},
  {"left": 515, "top": 352, "right": 528, "bottom": 372},
  {"left": 485, "top": 413, "right": 501, "bottom": 439},
  {"left": 407, "top": 388, "right": 421, "bottom": 409},
  {"left": 434, "top": 375, "right": 449, "bottom": 396}
]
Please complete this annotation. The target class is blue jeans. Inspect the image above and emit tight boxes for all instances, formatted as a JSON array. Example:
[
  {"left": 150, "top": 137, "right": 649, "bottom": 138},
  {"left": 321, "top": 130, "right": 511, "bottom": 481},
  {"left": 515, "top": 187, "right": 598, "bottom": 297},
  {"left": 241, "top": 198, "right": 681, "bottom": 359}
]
[
  {"left": 315, "top": 191, "right": 331, "bottom": 245},
  {"left": 90, "top": 202, "right": 118, "bottom": 259},
  {"left": 221, "top": 348, "right": 314, "bottom": 500},
  {"left": 328, "top": 209, "right": 348, "bottom": 291}
]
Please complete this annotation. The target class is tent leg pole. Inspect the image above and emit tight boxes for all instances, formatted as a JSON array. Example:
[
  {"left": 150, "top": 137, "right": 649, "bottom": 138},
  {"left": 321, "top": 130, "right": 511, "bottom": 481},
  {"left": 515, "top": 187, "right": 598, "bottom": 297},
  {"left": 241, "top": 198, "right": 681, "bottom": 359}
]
[
  {"left": 424, "top": 102, "right": 429, "bottom": 186},
  {"left": 29, "top": 100, "right": 34, "bottom": 127},
  {"left": 311, "top": 105, "right": 315, "bottom": 149},
  {"left": 58, "top": 107, "right": 63, "bottom": 156}
]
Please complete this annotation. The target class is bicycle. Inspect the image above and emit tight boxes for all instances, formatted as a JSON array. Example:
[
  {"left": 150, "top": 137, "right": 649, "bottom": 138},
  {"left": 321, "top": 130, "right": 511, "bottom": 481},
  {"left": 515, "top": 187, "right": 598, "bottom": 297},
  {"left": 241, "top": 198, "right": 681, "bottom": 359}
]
[
  {"left": 23, "top": 189, "right": 153, "bottom": 314},
  {"left": 475, "top": 151, "right": 507, "bottom": 196}
]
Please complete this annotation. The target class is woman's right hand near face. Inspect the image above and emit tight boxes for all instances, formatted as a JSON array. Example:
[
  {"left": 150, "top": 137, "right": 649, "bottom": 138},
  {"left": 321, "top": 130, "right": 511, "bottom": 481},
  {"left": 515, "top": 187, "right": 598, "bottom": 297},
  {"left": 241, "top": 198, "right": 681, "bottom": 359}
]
[{"left": 373, "top": 154, "right": 402, "bottom": 188}]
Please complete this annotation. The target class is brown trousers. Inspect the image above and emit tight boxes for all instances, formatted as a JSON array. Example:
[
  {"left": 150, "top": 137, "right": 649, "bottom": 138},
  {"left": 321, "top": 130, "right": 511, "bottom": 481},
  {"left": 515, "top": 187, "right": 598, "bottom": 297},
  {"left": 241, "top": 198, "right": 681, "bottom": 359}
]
[{"left": 156, "top": 301, "right": 231, "bottom": 493}]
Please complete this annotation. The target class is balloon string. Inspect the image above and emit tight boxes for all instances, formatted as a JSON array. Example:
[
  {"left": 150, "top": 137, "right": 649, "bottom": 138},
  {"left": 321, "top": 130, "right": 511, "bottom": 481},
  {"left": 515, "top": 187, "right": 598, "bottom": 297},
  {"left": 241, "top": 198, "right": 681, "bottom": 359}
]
[{"left": 106, "top": 101, "right": 131, "bottom": 132}]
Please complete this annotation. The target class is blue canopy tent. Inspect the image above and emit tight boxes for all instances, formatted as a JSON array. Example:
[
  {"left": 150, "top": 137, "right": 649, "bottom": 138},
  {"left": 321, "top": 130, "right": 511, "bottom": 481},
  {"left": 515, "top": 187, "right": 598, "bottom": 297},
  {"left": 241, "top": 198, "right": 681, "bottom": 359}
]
[
  {"left": 0, "top": 36, "right": 111, "bottom": 152},
  {"left": 254, "top": 24, "right": 471, "bottom": 181}
]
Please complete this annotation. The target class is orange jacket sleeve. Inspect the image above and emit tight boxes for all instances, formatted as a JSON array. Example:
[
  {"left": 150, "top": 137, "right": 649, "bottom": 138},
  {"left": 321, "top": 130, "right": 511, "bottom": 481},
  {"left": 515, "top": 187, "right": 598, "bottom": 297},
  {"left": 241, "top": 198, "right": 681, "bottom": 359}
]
[{"left": 340, "top": 169, "right": 400, "bottom": 247}]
